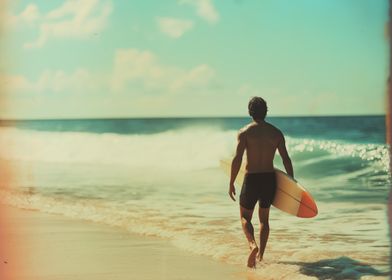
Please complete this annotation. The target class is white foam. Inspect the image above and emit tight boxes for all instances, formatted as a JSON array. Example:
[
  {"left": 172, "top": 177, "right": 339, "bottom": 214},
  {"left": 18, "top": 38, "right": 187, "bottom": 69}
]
[
  {"left": 0, "top": 127, "right": 389, "bottom": 173},
  {"left": 0, "top": 127, "right": 235, "bottom": 170},
  {"left": 286, "top": 137, "right": 390, "bottom": 172},
  {"left": 0, "top": 190, "right": 389, "bottom": 276}
]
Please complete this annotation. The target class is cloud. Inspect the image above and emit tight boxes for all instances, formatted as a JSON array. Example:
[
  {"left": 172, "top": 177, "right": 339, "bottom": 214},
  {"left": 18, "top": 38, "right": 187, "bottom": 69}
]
[
  {"left": 2, "top": 3, "right": 40, "bottom": 29},
  {"left": 1, "top": 47, "right": 217, "bottom": 118},
  {"left": 179, "top": 0, "right": 219, "bottom": 24},
  {"left": 3, "top": 47, "right": 216, "bottom": 98},
  {"left": 170, "top": 64, "right": 215, "bottom": 91},
  {"left": 18, "top": 4, "right": 40, "bottom": 25},
  {"left": 111, "top": 48, "right": 215, "bottom": 94},
  {"left": 11, "top": 0, "right": 113, "bottom": 49},
  {"left": 36, "top": 69, "right": 99, "bottom": 93},
  {"left": 157, "top": 17, "right": 194, "bottom": 38},
  {"left": 1, "top": 68, "right": 100, "bottom": 95},
  {"left": 0, "top": 73, "right": 33, "bottom": 93}
]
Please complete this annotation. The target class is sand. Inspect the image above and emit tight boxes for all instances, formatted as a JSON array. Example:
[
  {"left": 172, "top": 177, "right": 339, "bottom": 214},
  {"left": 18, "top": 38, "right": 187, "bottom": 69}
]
[
  {"left": 1, "top": 205, "right": 388, "bottom": 280},
  {"left": 0, "top": 206, "right": 250, "bottom": 280}
]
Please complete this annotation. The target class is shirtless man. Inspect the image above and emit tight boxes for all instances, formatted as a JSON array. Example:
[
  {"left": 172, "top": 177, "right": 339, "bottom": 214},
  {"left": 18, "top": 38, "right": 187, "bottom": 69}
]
[{"left": 228, "top": 97, "right": 294, "bottom": 268}]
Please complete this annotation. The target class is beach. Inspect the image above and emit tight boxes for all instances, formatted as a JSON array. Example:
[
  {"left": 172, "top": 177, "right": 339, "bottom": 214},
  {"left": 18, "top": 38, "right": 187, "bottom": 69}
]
[
  {"left": 2, "top": 206, "right": 246, "bottom": 280},
  {"left": 0, "top": 116, "right": 390, "bottom": 279},
  {"left": 2, "top": 0, "right": 389, "bottom": 278},
  {"left": 1, "top": 205, "right": 389, "bottom": 280}
]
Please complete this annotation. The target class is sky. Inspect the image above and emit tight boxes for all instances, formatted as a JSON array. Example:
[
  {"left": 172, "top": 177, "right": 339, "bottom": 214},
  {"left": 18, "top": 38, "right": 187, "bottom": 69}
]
[{"left": 0, "top": 0, "right": 389, "bottom": 119}]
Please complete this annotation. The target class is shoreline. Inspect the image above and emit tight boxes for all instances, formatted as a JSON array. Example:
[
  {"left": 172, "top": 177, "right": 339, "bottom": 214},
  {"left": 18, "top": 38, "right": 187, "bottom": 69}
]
[
  {"left": 1, "top": 206, "right": 249, "bottom": 280},
  {"left": 0, "top": 204, "right": 389, "bottom": 280}
]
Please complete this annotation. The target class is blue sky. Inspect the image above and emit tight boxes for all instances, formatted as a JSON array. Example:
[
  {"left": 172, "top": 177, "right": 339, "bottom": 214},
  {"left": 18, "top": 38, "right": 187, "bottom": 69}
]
[{"left": 0, "top": 0, "right": 388, "bottom": 119}]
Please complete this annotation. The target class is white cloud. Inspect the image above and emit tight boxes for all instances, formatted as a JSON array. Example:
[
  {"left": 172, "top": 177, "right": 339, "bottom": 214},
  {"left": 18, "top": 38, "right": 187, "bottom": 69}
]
[
  {"left": 36, "top": 69, "right": 99, "bottom": 93},
  {"left": 179, "top": 0, "right": 219, "bottom": 24},
  {"left": 111, "top": 49, "right": 168, "bottom": 92},
  {"left": 19, "top": 4, "right": 40, "bottom": 25},
  {"left": 111, "top": 48, "right": 215, "bottom": 93},
  {"left": 2, "top": 48, "right": 216, "bottom": 97},
  {"left": 157, "top": 17, "right": 194, "bottom": 38},
  {"left": 3, "top": 3, "right": 40, "bottom": 29},
  {"left": 0, "top": 73, "right": 33, "bottom": 93},
  {"left": 1, "top": 68, "right": 100, "bottom": 94},
  {"left": 12, "top": 0, "right": 113, "bottom": 49},
  {"left": 0, "top": 58, "right": 218, "bottom": 119},
  {"left": 170, "top": 64, "right": 215, "bottom": 91}
]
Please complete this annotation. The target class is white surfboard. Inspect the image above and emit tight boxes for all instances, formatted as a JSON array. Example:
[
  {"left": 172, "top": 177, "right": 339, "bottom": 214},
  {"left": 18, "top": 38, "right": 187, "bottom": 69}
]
[{"left": 220, "top": 159, "right": 318, "bottom": 218}]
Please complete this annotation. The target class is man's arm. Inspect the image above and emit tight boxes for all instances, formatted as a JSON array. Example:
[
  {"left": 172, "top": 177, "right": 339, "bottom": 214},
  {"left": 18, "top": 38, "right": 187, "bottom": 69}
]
[
  {"left": 277, "top": 133, "right": 294, "bottom": 178},
  {"left": 229, "top": 131, "right": 246, "bottom": 201}
]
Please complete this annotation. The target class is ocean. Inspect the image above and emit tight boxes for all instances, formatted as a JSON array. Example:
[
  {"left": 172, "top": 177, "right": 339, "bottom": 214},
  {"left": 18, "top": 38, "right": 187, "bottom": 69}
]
[{"left": 0, "top": 116, "right": 390, "bottom": 279}]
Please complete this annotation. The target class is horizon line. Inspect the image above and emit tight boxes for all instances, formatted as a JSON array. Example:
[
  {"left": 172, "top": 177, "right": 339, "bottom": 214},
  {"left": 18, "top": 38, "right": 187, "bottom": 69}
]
[{"left": 0, "top": 114, "right": 386, "bottom": 122}]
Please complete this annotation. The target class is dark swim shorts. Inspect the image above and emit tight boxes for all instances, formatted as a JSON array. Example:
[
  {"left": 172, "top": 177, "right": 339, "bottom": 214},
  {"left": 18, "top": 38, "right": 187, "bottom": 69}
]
[{"left": 240, "top": 172, "right": 277, "bottom": 210}]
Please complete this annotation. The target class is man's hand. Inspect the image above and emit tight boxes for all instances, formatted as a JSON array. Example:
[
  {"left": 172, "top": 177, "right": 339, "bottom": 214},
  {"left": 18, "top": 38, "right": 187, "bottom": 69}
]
[{"left": 228, "top": 184, "right": 236, "bottom": 201}]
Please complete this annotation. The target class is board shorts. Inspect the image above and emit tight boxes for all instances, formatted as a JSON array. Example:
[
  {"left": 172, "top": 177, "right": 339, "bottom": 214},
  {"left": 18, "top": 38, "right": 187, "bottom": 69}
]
[{"left": 240, "top": 172, "right": 277, "bottom": 210}]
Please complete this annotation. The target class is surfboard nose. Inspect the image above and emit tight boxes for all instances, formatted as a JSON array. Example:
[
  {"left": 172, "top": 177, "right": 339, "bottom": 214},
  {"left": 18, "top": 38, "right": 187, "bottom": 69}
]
[{"left": 298, "top": 191, "right": 318, "bottom": 218}]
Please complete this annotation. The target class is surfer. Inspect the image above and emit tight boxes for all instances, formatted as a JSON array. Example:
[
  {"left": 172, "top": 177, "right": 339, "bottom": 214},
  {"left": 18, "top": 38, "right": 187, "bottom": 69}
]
[{"left": 228, "top": 97, "right": 294, "bottom": 268}]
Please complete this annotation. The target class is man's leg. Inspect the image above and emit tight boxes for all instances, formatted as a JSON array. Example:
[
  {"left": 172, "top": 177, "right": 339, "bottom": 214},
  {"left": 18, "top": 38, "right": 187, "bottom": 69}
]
[
  {"left": 257, "top": 207, "right": 270, "bottom": 261},
  {"left": 240, "top": 206, "right": 258, "bottom": 268}
]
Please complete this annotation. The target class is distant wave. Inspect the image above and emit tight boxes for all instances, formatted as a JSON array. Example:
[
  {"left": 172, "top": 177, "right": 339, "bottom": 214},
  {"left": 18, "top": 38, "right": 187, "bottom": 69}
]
[
  {"left": 286, "top": 137, "right": 389, "bottom": 172},
  {"left": 0, "top": 127, "right": 389, "bottom": 173}
]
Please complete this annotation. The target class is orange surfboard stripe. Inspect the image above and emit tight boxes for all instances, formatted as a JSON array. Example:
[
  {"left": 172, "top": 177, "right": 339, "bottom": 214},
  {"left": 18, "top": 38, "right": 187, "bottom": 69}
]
[{"left": 297, "top": 191, "right": 318, "bottom": 218}]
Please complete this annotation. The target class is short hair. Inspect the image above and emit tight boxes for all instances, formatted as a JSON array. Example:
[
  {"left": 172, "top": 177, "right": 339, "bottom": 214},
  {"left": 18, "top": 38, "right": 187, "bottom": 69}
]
[{"left": 248, "top": 97, "right": 267, "bottom": 120}]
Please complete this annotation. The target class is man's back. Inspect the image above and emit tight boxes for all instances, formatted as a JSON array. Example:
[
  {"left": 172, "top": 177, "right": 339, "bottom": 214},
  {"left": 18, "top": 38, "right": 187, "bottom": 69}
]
[
  {"left": 241, "top": 121, "right": 282, "bottom": 173},
  {"left": 228, "top": 97, "right": 294, "bottom": 268}
]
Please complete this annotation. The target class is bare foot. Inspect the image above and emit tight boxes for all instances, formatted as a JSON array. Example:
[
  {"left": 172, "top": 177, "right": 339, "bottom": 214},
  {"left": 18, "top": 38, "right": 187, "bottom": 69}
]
[
  {"left": 247, "top": 244, "right": 259, "bottom": 268},
  {"left": 257, "top": 253, "right": 263, "bottom": 262}
]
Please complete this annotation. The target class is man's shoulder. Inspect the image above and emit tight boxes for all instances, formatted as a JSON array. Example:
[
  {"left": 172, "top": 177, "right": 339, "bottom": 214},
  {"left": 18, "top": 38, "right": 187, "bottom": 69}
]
[
  {"left": 238, "top": 122, "right": 283, "bottom": 137},
  {"left": 238, "top": 123, "right": 254, "bottom": 134},
  {"left": 264, "top": 121, "right": 280, "bottom": 131},
  {"left": 237, "top": 126, "right": 248, "bottom": 138},
  {"left": 265, "top": 122, "right": 284, "bottom": 137}
]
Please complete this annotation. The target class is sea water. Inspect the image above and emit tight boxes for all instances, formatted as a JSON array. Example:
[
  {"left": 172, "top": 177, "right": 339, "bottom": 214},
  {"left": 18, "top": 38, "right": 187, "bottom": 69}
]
[{"left": 0, "top": 116, "right": 389, "bottom": 279}]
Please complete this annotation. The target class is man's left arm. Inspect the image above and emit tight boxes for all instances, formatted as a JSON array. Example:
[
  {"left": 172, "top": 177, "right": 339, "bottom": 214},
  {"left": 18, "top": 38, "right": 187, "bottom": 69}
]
[{"left": 229, "top": 131, "right": 246, "bottom": 201}]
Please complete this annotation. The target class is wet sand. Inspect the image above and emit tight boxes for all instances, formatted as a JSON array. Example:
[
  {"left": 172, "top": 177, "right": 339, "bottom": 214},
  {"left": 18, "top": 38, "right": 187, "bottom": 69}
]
[
  {"left": 1, "top": 205, "right": 388, "bottom": 280},
  {"left": 1, "top": 206, "right": 249, "bottom": 280}
]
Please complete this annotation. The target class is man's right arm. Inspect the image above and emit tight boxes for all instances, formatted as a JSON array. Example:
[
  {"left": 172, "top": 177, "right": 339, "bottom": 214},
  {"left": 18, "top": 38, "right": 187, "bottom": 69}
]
[
  {"left": 277, "top": 133, "right": 294, "bottom": 178},
  {"left": 228, "top": 130, "right": 246, "bottom": 201}
]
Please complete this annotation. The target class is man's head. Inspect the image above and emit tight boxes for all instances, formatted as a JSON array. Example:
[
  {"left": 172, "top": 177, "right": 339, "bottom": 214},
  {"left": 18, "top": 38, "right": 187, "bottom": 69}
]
[{"left": 248, "top": 97, "right": 268, "bottom": 121}]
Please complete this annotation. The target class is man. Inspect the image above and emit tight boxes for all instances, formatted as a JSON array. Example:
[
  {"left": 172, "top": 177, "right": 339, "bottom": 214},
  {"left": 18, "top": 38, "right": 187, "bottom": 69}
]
[{"left": 228, "top": 97, "right": 294, "bottom": 268}]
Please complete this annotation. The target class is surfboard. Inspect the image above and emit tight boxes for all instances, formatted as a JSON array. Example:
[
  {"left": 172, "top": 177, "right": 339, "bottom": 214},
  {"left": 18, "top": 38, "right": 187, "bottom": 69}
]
[{"left": 220, "top": 159, "right": 318, "bottom": 218}]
